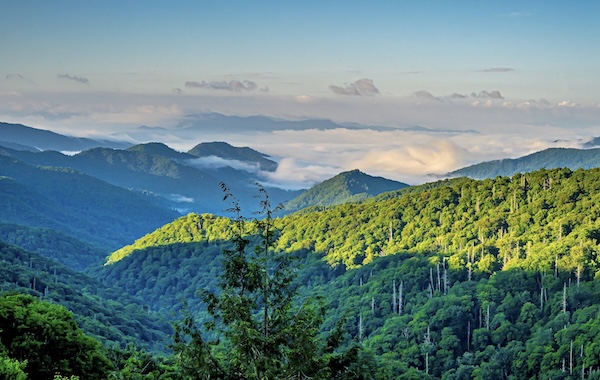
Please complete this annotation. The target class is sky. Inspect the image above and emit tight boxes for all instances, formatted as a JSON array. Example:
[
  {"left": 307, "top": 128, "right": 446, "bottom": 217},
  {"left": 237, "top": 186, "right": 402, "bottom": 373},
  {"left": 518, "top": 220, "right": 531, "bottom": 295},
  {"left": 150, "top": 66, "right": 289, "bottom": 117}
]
[{"left": 1, "top": 1, "right": 600, "bottom": 187}]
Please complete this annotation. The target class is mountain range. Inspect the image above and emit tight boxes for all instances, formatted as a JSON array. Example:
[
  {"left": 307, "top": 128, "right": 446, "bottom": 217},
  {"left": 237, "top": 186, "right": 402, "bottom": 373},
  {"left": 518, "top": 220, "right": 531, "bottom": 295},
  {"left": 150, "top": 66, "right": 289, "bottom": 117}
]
[
  {"left": 0, "top": 121, "right": 131, "bottom": 151},
  {"left": 448, "top": 147, "right": 600, "bottom": 179},
  {"left": 4, "top": 117, "right": 600, "bottom": 378},
  {"left": 87, "top": 166, "right": 600, "bottom": 379}
]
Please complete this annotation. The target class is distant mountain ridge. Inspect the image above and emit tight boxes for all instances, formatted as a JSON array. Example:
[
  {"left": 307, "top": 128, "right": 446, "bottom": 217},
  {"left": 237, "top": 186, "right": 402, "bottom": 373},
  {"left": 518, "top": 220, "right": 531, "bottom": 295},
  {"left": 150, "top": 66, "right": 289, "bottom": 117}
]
[
  {"left": 0, "top": 122, "right": 131, "bottom": 151},
  {"left": 187, "top": 141, "right": 278, "bottom": 171},
  {"left": 284, "top": 169, "right": 409, "bottom": 212},
  {"left": 0, "top": 141, "right": 299, "bottom": 216},
  {"left": 449, "top": 147, "right": 600, "bottom": 179},
  {"left": 178, "top": 113, "right": 480, "bottom": 134},
  {"left": 0, "top": 153, "right": 179, "bottom": 250},
  {"left": 583, "top": 137, "right": 600, "bottom": 148}
]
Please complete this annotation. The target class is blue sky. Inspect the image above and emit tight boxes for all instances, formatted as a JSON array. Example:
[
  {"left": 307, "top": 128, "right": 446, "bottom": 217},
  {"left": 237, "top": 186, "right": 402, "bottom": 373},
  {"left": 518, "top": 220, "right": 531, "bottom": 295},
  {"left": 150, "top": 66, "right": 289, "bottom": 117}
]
[
  {"left": 3, "top": 1, "right": 599, "bottom": 98},
  {"left": 1, "top": 1, "right": 600, "bottom": 185}
]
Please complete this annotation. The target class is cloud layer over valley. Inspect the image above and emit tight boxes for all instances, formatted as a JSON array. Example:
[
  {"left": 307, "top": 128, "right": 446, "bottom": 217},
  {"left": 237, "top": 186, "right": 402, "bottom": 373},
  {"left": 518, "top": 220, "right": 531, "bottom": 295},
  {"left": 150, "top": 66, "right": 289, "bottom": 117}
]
[{"left": 1, "top": 88, "right": 598, "bottom": 189}]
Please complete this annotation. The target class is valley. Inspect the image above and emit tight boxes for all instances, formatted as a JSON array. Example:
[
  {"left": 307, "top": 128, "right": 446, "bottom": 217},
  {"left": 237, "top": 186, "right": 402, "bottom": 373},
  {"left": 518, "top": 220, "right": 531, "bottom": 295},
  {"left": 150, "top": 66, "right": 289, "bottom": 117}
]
[{"left": 2, "top": 122, "right": 600, "bottom": 379}]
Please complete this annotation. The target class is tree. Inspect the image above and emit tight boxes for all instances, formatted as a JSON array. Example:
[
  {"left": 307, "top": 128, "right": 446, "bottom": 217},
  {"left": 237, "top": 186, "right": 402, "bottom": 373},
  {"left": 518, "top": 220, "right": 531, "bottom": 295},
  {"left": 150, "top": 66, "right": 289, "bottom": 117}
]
[
  {"left": 0, "top": 354, "right": 27, "bottom": 380},
  {"left": 0, "top": 293, "right": 110, "bottom": 380},
  {"left": 172, "top": 184, "right": 371, "bottom": 379}
]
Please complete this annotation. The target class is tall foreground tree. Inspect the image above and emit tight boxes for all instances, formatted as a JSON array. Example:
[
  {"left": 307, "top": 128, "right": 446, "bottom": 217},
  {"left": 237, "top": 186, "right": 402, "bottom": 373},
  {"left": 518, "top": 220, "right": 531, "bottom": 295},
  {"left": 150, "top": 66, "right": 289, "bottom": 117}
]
[
  {"left": 173, "top": 184, "right": 372, "bottom": 379},
  {"left": 0, "top": 293, "right": 110, "bottom": 380}
]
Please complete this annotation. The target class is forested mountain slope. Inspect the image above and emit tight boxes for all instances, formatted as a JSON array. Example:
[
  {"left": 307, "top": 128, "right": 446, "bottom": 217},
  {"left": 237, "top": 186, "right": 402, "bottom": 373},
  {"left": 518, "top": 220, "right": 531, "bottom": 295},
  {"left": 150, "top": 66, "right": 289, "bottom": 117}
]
[
  {"left": 449, "top": 147, "right": 600, "bottom": 179},
  {"left": 0, "top": 241, "right": 172, "bottom": 352},
  {"left": 187, "top": 141, "right": 278, "bottom": 171},
  {"left": 284, "top": 169, "right": 409, "bottom": 212},
  {"left": 277, "top": 167, "right": 600, "bottom": 270},
  {"left": 0, "top": 154, "right": 179, "bottom": 250},
  {"left": 95, "top": 167, "right": 600, "bottom": 378},
  {"left": 1, "top": 142, "right": 299, "bottom": 216},
  {"left": 312, "top": 249, "right": 600, "bottom": 379},
  {"left": 96, "top": 213, "right": 338, "bottom": 312},
  {"left": 0, "top": 222, "right": 107, "bottom": 271},
  {"left": 103, "top": 167, "right": 600, "bottom": 295}
]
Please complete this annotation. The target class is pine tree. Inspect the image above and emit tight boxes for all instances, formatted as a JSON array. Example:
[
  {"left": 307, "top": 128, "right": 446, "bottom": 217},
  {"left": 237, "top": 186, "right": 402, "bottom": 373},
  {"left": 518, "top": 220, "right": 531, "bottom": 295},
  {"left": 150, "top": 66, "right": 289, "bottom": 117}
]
[{"left": 172, "top": 183, "right": 372, "bottom": 379}]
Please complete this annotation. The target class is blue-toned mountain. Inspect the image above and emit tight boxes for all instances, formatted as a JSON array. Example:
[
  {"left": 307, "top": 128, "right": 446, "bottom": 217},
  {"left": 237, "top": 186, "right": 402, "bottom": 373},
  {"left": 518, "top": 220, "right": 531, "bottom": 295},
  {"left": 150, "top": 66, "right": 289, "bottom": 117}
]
[
  {"left": 449, "top": 147, "right": 600, "bottom": 179},
  {"left": 0, "top": 121, "right": 131, "bottom": 151}
]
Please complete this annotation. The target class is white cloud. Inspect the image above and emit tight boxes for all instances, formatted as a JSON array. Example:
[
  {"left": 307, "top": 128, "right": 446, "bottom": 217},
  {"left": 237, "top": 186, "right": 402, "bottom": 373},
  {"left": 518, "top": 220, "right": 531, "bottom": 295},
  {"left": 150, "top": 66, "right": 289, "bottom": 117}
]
[
  {"left": 258, "top": 157, "right": 341, "bottom": 190},
  {"left": 412, "top": 90, "right": 441, "bottom": 102},
  {"left": 166, "top": 194, "right": 195, "bottom": 203},
  {"left": 558, "top": 100, "right": 578, "bottom": 108},
  {"left": 2, "top": 90, "right": 600, "bottom": 189},
  {"left": 185, "top": 156, "right": 261, "bottom": 173},
  {"left": 329, "top": 78, "right": 379, "bottom": 96},
  {"left": 184, "top": 80, "right": 261, "bottom": 92},
  {"left": 479, "top": 68, "right": 515, "bottom": 73}
]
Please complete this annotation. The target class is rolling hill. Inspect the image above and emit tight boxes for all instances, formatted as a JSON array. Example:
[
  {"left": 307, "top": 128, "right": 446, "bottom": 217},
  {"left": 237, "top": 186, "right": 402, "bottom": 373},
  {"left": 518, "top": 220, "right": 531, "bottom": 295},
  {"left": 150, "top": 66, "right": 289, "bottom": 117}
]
[
  {"left": 187, "top": 141, "right": 278, "bottom": 171},
  {"left": 92, "top": 166, "right": 600, "bottom": 378},
  {"left": 0, "top": 241, "right": 172, "bottom": 352},
  {"left": 284, "top": 169, "right": 409, "bottom": 212},
  {"left": 0, "top": 121, "right": 131, "bottom": 151},
  {"left": 0, "top": 154, "right": 180, "bottom": 250},
  {"left": 448, "top": 147, "right": 600, "bottom": 179},
  {"left": 0, "top": 222, "right": 107, "bottom": 271},
  {"left": 1, "top": 142, "right": 300, "bottom": 216}
]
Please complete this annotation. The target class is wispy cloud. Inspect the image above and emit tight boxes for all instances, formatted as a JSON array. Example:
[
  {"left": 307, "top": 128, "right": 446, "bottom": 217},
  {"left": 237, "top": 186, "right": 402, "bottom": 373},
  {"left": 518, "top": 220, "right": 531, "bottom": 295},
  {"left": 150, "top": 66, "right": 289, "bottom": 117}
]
[
  {"left": 6, "top": 73, "right": 25, "bottom": 80},
  {"left": 329, "top": 78, "right": 380, "bottom": 96},
  {"left": 185, "top": 156, "right": 261, "bottom": 173},
  {"left": 558, "top": 100, "right": 579, "bottom": 108},
  {"left": 166, "top": 194, "right": 195, "bottom": 203},
  {"left": 478, "top": 68, "right": 515, "bottom": 73},
  {"left": 471, "top": 90, "right": 503, "bottom": 99},
  {"left": 412, "top": 90, "right": 443, "bottom": 102},
  {"left": 57, "top": 73, "right": 89, "bottom": 84},
  {"left": 184, "top": 80, "right": 262, "bottom": 92},
  {"left": 449, "top": 93, "right": 467, "bottom": 99},
  {"left": 259, "top": 157, "right": 341, "bottom": 190}
]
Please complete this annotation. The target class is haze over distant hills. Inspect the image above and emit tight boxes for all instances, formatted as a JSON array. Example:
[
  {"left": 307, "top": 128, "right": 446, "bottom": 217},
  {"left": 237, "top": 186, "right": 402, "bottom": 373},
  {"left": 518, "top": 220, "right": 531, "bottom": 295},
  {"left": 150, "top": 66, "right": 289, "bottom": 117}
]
[
  {"left": 0, "top": 121, "right": 131, "bottom": 151},
  {"left": 175, "top": 113, "right": 480, "bottom": 134},
  {"left": 116, "top": 112, "right": 481, "bottom": 145},
  {"left": 0, "top": 153, "right": 179, "bottom": 250},
  {"left": 0, "top": 141, "right": 299, "bottom": 216},
  {"left": 448, "top": 147, "right": 600, "bottom": 179}
]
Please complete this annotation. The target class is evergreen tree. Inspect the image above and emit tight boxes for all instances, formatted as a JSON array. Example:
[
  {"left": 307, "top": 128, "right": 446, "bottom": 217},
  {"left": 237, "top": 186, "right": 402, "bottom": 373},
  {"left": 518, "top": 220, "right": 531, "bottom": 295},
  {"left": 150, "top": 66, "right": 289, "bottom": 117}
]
[{"left": 172, "top": 184, "right": 371, "bottom": 379}]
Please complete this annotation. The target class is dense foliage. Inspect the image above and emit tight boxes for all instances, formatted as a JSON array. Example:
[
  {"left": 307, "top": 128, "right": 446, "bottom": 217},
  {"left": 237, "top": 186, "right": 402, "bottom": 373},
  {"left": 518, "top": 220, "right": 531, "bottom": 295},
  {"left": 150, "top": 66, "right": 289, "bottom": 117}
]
[
  {"left": 172, "top": 186, "right": 373, "bottom": 379},
  {"left": 92, "top": 167, "right": 600, "bottom": 378},
  {"left": 0, "top": 293, "right": 111, "bottom": 379},
  {"left": 97, "top": 213, "right": 233, "bottom": 312},
  {"left": 277, "top": 167, "right": 600, "bottom": 271},
  {"left": 313, "top": 251, "right": 600, "bottom": 379},
  {"left": 0, "top": 222, "right": 107, "bottom": 271},
  {"left": 0, "top": 241, "right": 172, "bottom": 352}
]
